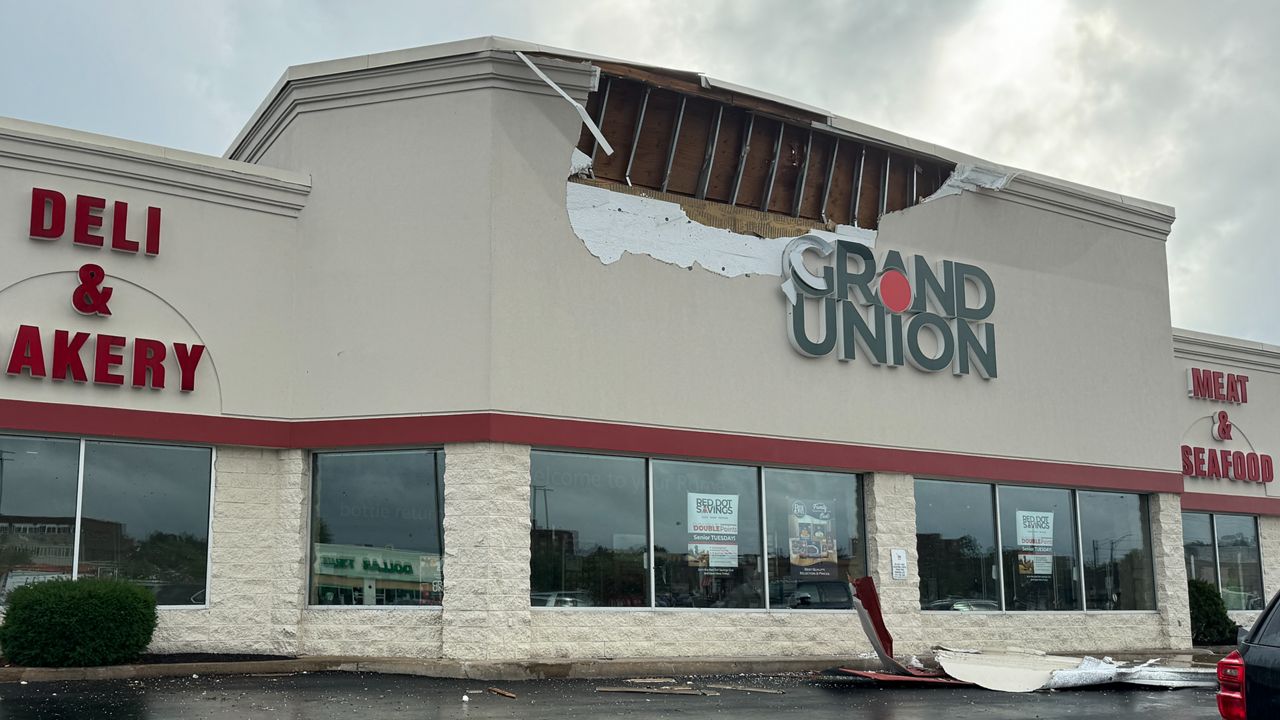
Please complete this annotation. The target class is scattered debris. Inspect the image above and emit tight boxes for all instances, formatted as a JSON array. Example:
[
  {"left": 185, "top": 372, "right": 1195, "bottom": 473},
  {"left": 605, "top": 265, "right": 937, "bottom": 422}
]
[
  {"left": 623, "top": 677, "right": 678, "bottom": 684},
  {"left": 461, "top": 694, "right": 469, "bottom": 702},
  {"left": 596, "top": 685, "right": 714, "bottom": 696},
  {"left": 833, "top": 576, "right": 1213, "bottom": 692},
  {"left": 834, "top": 668, "right": 970, "bottom": 686},
  {"left": 705, "top": 684, "right": 785, "bottom": 694},
  {"left": 486, "top": 687, "right": 517, "bottom": 699},
  {"left": 935, "top": 650, "right": 1217, "bottom": 692},
  {"left": 466, "top": 688, "right": 486, "bottom": 693},
  {"left": 1118, "top": 660, "right": 1217, "bottom": 689}
]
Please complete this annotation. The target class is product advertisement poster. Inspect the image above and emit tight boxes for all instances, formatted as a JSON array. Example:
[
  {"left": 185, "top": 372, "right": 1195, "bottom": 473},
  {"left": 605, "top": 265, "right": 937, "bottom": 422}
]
[
  {"left": 687, "top": 493, "right": 739, "bottom": 570},
  {"left": 788, "top": 499, "right": 838, "bottom": 578},
  {"left": 1015, "top": 510, "right": 1054, "bottom": 580}
]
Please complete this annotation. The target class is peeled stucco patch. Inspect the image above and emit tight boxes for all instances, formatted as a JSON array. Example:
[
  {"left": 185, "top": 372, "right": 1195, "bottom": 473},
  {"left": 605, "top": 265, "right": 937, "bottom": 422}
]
[
  {"left": 566, "top": 181, "right": 874, "bottom": 278},
  {"left": 569, "top": 148, "right": 593, "bottom": 177},
  {"left": 924, "top": 163, "right": 1018, "bottom": 202}
]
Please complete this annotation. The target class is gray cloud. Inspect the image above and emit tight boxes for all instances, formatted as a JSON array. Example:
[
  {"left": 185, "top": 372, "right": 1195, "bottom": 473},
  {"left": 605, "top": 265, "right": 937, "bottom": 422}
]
[{"left": 2, "top": 1, "right": 1276, "bottom": 342}]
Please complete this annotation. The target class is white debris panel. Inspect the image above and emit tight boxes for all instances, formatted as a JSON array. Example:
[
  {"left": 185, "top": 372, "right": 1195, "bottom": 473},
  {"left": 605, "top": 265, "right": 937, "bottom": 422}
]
[
  {"left": 924, "top": 163, "right": 1018, "bottom": 202},
  {"left": 934, "top": 649, "right": 1217, "bottom": 692},
  {"left": 565, "top": 181, "right": 874, "bottom": 278}
]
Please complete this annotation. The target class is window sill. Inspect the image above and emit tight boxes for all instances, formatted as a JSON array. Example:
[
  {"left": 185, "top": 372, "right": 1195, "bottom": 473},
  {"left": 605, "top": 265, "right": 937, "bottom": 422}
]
[
  {"left": 305, "top": 605, "right": 444, "bottom": 611},
  {"left": 529, "top": 606, "right": 861, "bottom": 613}
]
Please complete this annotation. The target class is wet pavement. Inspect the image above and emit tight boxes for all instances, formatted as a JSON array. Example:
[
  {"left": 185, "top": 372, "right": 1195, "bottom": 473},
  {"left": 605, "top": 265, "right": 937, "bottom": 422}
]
[{"left": 0, "top": 671, "right": 1219, "bottom": 719}]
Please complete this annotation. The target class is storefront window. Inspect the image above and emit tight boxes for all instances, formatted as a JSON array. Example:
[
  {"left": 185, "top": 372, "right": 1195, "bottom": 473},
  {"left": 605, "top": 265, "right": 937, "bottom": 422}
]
[
  {"left": 310, "top": 450, "right": 444, "bottom": 606},
  {"left": 915, "top": 479, "right": 1000, "bottom": 611},
  {"left": 1216, "top": 514, "right": 1265, "bottom": 611},
  {"left": 764, "top": 469, "right": 862, "bottom": 610},
  {"left": 1078, "top": 491, "right": 1155, "bottom": 610},
  {"left": 652, "top": 460, "right": 763, "bottom": 608},
  {"left": 998, "top": 486, "right": 1080, "bottom": 611},
  {"left": 78, "top": 441, "right": 213, "bottom": 606},
  {"left": 1182, "top": 512, "right": 1218, "bottom": 587},
  {"left": 529, "top": 452, "right": 648, "bottom": 607},
  {"left": 0, "top": 435, "right": 80, "bottom": 603}
]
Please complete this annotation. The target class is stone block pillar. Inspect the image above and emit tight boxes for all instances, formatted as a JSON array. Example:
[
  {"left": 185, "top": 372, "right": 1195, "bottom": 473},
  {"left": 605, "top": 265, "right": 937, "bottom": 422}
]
[
  {"left": 1150, "top": 492, "right": 1192, "bottom": 649},
  {"left": 153, "top": 446, "right": 307, "bottom": 655},
  {"left": 864, "top": 472, "right": 922, "bottom": 653},
  {"left": 440, "top": 442, "right": 532, "bottom": 660}
]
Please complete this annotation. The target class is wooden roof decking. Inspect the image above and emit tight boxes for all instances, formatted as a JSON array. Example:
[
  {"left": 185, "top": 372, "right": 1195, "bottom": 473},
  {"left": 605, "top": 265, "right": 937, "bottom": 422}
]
[{"left": 571, "top": 66, "right": 955, "bottom": 231}]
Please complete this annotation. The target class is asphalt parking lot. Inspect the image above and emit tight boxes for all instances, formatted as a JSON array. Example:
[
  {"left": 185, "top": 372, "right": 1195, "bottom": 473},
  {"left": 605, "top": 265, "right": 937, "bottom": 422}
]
[{"left": 0, "top": 671, "right": 1219, "bottom": 720}]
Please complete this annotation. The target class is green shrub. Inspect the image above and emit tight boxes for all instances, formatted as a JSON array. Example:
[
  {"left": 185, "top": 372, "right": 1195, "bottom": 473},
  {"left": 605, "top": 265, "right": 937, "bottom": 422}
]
[
  {"left": 1188, "top": 578, "right": 1239, "bottom": 645},
  {"left": 0, "top": 578, "right": 157, "bottom": 667}
]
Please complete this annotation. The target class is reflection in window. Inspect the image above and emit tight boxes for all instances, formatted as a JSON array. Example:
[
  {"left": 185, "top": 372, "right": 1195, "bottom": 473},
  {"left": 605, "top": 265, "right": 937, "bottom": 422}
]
[
  {"left": 529, "top": 452, "right": 648, "bottom": 607},
  {"left": 1078, "top": 492, "right": 1155, "bottom": 610},
  {"left": 79, "top": 441, "right": 212, "bottom": 606},
  {"left": 0, "top": 435, "right": 80, "bottom": 603},
  {"left": 915, "top": 480, "right": 999, "bottom": 611},
  {"left": 652, "top": 460, "right": 763, "bottom": 608},
  {"left": 310, "top": 450, "right": 444, "bottom": 607},
  {"left": 1182, "top": 512, "right": 1218, "bottom": 587},
  {"left": 763, "top": 469, "right": 861, "bottom": 609},
  {"left": 1216, "top": 514, "right": 1264, "bottom": 611},
  {"left": 999, "top": 486, "right": 1080, "bottom": 611}
]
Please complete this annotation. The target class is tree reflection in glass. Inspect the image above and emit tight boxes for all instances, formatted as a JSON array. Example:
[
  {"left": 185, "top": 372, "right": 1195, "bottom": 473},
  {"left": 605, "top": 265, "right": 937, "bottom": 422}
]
[
  {"left": 79, "top": 441, "right": 212, "bottom": 606},
  {"left": 914, "top": 479, "right": 999, "bottom": 611},
  {"left": 529, "top": 452, "right": 648, "bottom": 607}
]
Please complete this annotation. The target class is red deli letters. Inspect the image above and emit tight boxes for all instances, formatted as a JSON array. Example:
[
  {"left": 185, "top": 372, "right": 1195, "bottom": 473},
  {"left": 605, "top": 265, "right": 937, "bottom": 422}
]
[{"left": 30, "top": 187, "right": 161, "bottom": 255}]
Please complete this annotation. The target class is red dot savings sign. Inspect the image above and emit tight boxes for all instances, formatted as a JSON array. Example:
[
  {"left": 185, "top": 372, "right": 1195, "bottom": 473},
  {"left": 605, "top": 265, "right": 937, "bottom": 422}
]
[
  {"left": 4, "top": 187, "right": 207, "bottom": 392},
  {"left": 779, "top": 235, "right": 997, "bottom": 378}
]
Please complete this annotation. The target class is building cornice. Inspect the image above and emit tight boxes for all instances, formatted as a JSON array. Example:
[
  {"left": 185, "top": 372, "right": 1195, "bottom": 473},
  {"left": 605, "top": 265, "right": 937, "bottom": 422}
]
[
  {"left": 1173, "top": 327, "right": 1280, "bottom": 373},
  {"left": 0, "top": 117, "right": 310, "bottom": 218},
  {"left": 995, "top": 173, "right": 1175, "bottom": 242},
  {"left": 226, "top": 49, "right": 599, "bottom": 164}
]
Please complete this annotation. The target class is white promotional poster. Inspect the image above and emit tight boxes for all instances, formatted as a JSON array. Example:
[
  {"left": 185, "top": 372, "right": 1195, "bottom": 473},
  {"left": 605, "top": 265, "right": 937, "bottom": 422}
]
[
  {"left": 1015, "top": 510, "right": 1054, "bottom": 549},
  {"left": 687, "top": 493, "right": 739, "bottom": 569}
]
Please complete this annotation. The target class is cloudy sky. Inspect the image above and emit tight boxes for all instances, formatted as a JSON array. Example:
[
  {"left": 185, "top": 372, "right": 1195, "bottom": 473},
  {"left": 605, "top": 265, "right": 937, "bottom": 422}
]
[{"left": 3, "top": 1, "right": 1275, "bottom": 343}]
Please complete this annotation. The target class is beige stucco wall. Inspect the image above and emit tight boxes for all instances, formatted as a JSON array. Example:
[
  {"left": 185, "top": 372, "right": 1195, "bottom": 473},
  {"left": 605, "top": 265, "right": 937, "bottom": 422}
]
[
  {"left": 2, "top": 45, "right": 1227, "bottom": 662},
  {"left": 3, "top": 48, "right": 1180, "bottom": 480},
  {"left": 0, "top": 121, "right": 306, "bottom": 418},
  {"left": 482, "top": 73, "right": 1177, "bottom": 474}
]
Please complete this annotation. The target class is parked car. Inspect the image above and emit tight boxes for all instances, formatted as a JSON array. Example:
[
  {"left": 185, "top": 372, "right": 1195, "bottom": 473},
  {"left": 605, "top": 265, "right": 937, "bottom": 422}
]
[
  {"left": 924, "top": 598, "right": 1001, "bottom": 612},
  {"left": 768, "top": 580, "right": 854, "bottom": 609},
  {"left": 1218, "top": 588, "right": 1280, "bottom": 719},
  {"left": 530, "top": 591, "right": 594, "bottom": 607}
]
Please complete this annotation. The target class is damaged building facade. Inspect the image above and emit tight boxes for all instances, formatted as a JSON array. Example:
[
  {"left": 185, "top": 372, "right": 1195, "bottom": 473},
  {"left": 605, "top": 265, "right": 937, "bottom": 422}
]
[{"left": 0, "top": 37, "right": 1277, "bottom": 661}]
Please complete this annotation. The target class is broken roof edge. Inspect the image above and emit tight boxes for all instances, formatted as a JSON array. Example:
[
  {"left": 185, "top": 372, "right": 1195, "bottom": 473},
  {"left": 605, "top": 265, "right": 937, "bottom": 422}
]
[
  {"left": 223, "top": 35, "right": 1175, "bottom": 226},
  {"left": 225, "top": 36, "right": 621, "bottom": 160}
]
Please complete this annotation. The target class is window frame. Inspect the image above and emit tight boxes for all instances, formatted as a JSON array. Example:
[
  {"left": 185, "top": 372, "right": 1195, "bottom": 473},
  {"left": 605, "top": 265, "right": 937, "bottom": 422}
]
[
  {"left": 528, "top": 449, "right": 651, "bottom": 609},
  {"left": 1187, "top": 512, "right": 1267, "bottom": 613},
  {"left": 0, "top": 433, "right": 215, "bottom": 611},
  {"left": 916, "top": 477, "right": 1160, "bottom": 614},
  {"left": 528, "top": 449, "right": 867, "bottom": 612},
  {"left": 306, "top": 447, "right": 446, "bottom": 611}
]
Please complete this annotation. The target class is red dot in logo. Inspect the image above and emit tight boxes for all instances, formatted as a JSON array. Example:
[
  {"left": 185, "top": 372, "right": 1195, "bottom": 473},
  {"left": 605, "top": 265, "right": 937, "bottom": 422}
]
[{"left": 878, "top": 269, "right": 912, "bottom": 313}]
